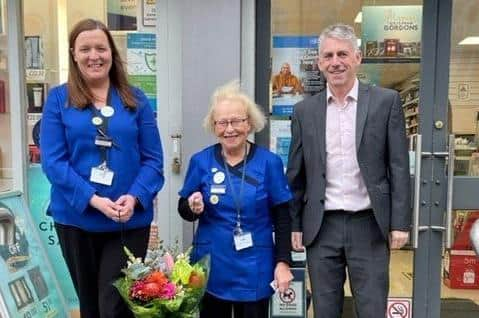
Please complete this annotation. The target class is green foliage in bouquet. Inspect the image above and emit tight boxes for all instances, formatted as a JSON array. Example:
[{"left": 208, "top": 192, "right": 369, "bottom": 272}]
[{"left": 114, "top": 246, "right": 210, "bottom": 318}]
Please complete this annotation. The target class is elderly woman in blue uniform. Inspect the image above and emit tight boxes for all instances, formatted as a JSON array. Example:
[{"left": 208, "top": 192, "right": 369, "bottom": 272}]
[
  {"left": 40, "top": 19, "right": 164, "bottom": 318},
  {"left": 178, "top": 81, "right": 293, "bottom": 318}
]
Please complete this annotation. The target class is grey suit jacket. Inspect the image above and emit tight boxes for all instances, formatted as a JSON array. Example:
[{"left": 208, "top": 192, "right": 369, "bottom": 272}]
[{"left": 287, "top": 81, "right": 411, "bottom": 246}]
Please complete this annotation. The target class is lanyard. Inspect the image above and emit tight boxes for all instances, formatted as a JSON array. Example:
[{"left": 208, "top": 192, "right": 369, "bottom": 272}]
[
  {"left": 222, "top": 143, "right": 248, "bottom": 232},
  {"left": 91, "top": 90, "right": 113, "bottom": 166}
]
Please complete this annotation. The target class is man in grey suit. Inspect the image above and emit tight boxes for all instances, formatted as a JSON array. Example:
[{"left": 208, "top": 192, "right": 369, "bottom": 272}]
[{"left": 287, "top": 24, "right": 411, "bottom": 318}]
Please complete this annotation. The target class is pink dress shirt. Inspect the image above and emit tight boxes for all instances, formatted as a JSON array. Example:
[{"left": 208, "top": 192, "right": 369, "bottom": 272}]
[{"left": 324, "top": 79, "right": 371, "bottom": 212}]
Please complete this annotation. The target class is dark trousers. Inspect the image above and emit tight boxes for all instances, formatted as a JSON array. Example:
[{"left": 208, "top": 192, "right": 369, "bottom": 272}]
[
  {"left": 200, "top": 292, "right": 269, "bottom": 318},
  {"left": 306, "top": 210, "right": 390, "bottom": 318},
  {"left": 55, "top": 223, "right": 150, "bottom": 318}
]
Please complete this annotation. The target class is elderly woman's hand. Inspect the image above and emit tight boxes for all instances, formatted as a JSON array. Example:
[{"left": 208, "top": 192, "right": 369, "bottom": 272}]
[
  {"left": 188, "top": 192, "right": 204, "bottom": 215},
  {"left": 274, "top": 261, "right": 294, "bottom": 293}
]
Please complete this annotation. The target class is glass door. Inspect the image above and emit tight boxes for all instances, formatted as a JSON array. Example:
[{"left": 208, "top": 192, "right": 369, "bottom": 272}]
[
  {"left": 440, "top": 0, "right": 479, "bottom": 317},
  {"left": 264, "top": 1, "right": 429, "bottom": 317}
]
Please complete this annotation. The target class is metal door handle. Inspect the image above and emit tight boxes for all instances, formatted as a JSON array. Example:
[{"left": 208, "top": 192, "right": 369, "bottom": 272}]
[
  {"left": 446, "top": 134, "right": 455, "bottom": 249},
  {"left": 412, "top": 134, "right": 422, "bottom": 249}
]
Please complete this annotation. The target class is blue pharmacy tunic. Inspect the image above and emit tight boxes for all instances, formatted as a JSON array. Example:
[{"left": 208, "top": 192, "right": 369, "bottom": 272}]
[
  {"left": 179, "top": 143, "right": 292, "bottom": 301},
  {"left": 40, "top": 84, "right": 164, "bottom": 232}
]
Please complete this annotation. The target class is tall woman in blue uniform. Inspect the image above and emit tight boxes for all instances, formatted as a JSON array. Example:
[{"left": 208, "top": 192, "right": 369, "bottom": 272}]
[
  {"left": 178, "top": 81, "right": 293, "bottom": 318},
  {"left": 40, "top": 19, "right": 164, "bottom": 318}
]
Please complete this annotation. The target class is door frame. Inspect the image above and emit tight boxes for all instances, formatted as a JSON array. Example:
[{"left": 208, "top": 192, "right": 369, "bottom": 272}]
[{"left": 255, "top": 1, "right": 463, "bottom": 317}]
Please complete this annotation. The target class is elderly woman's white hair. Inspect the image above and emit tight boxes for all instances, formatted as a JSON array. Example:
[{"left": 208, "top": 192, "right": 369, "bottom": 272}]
[{"left": 203, "top": 80, "right": 266, "bottom": 134}]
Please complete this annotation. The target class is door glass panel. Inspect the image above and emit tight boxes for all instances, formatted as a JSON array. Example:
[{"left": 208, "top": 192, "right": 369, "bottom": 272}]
[
  {"left": 443, "top": 0, "right": 479, "bottom": 314},
  {"left": 0, "top": 0, "right": 13, "bottom": 192},
  {"left": 271, "top": 1, "right": 422, "bottom": 317}
]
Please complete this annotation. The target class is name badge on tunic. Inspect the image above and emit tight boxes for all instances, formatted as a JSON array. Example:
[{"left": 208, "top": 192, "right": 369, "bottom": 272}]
[
  {"left": 210, "top": 185, "right": 226, "bottom": 194},
  {"left": 95, "top": 135, "right": 113, "bottom": 148},
  {"left": 90, "top": 164, "right": 114, "bottom": 186},
  {"left": 233, "top": 230, "right": 253, "bottom": 251}
]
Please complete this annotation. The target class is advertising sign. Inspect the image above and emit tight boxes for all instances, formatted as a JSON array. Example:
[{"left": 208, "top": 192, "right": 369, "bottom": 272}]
[
  {"left": 362, "top": 6, "right": 422, "bottom": 63},
  {"left": 127, "top": 33, "right": 157, "bottom": 112},
  {"left": 27, "top": 166, "right": 79, "bottom": 313},
  {"left": 271, "top": 36, "right": 323, "bottom": 116},
  {"left": 0, "top": 192, "right": 67, "bottom": 318}
]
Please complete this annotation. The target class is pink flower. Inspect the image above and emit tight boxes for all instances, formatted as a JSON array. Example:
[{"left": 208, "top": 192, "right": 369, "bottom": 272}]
[
  {"left": 163, "top": 252, "right": 175, "bottom": 273},
  {"left": 159, "top": 282, "right": 177, "bottom": 299}
]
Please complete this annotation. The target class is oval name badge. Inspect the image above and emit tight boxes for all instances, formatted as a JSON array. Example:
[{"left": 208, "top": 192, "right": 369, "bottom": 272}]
[
  {"left": 100, "top": 106, "right": 115, "bottom": 118},
  {"left": 213, "top": 171, "right": 225, "bottom": 184}
]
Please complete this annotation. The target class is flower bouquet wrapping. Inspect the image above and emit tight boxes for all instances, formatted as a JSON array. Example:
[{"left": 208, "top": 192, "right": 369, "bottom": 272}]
[{"left": 114, "top": 246, "right": 210, "bottom": 318}]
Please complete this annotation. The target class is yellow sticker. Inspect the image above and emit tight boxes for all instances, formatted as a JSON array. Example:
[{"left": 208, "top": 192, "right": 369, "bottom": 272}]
[
  {"left": 92, "top": 116, "right": 103, "bottom": 126},
  {"left": 210, "top": 195, "right": 219, "bottom": 205}
]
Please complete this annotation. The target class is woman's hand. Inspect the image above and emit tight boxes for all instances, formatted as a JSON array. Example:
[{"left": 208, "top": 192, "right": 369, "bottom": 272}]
[
  {"left": 89, "top": 194, "right": 122, "bottom": 221},
  {"left": 274, "top": 261, "right": 294, "bottom": 293},
  {"left": 115, "top": 194, "right": 137, "bottom": 223},
  {"left": 188, "top": 192, "right": 204, "bottom": 215}
]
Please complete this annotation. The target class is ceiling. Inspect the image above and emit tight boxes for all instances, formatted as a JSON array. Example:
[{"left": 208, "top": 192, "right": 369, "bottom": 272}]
[{"left": 271, "top": 0, "right": 479, "bottom": 88}]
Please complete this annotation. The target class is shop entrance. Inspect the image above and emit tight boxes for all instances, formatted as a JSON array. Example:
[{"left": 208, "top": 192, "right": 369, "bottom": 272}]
[{"left": 258, "top": 0, "right": 479, "bottom": 317}]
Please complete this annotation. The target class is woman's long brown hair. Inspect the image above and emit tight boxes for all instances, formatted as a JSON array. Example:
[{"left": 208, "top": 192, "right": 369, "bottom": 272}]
[{"left": 67, "top": 18, "right": 136, "bottom": 109}]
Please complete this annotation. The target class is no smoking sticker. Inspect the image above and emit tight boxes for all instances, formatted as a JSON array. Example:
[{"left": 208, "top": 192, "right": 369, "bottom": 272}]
[{"left": 387, "top": 298, "right": 411, "bottom": 318}]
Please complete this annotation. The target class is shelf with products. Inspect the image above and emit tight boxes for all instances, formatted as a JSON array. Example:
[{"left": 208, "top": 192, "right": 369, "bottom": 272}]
[{"left": 397, "top": 77, "right": 420, "bottom": 137}]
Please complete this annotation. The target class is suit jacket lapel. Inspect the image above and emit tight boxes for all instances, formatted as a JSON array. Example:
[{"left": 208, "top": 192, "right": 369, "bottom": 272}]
[
  {"left": 315, "top": 91, "right": 327, "bottom": 164},
  {"left": 356, "top": 82, "right": 370, "bottom": 152}
]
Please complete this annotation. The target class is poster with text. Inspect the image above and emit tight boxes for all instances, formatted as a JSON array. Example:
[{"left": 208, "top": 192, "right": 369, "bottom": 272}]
[
  {"left": 0, "top": 192, "right": 68, "bottom": 318},
  {"left": 27, "top": 166, "right": 80, "bottom": 314},
  {"left": 270, "top": 119, "right": 291, "bottom": 169},
  {"left": 127, "top": 33, "right": 157, "bottom": 112},
  {"left": 142, "top": 0, "right": 156, "bottom": 27},
  {"left": 272, "top": 36, "right": 322, "bottom": 116},
  {"left": 361, "top": 5, "right": 422, "bottom": 63},
  {"left": 107, "top": 0, "right": 137, "bottom": 31}
]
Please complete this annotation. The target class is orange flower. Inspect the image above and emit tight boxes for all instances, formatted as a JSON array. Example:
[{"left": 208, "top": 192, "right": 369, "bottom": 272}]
[{"left": 144, "top": 271, "right": 168, "bottom": 286}]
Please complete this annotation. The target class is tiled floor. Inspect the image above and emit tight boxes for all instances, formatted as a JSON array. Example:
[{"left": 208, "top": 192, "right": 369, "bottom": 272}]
[{"left": 305, "top": 250, "right": 479, "bottom": 317}]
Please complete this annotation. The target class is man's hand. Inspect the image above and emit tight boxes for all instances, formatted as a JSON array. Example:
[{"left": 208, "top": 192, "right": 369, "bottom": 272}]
[
  {"left": 115, "top": 194, "right": 137, "bottom": 223},
  {"left": 188, "top": 192, "right": 204, "bottom": 215},
  {"left": 292, "top": 231, "right": 304, "bottom": 251},
  {"left": 274, "top": 262, "right": 294, "bottom": 293},
  {"left": 389, "top": 230, "right": 409, "bottom": 249}
]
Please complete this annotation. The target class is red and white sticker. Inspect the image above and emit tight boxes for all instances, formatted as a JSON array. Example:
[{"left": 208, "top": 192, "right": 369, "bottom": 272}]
[{"left": 387, "top": 298, "right": 411, "bottom": 318}]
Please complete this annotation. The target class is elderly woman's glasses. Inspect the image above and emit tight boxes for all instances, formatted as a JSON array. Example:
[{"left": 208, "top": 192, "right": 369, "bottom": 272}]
[{"left": 214, "top": 117, "right": 248, "bottom": 129}]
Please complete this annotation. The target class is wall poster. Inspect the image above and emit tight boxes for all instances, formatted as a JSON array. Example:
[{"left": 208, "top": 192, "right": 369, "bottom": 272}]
[
  {"left": 127, "top": 33, "right": 157, "bottom": 113},
  {"left": 270, "top": 119, "right": 292, "bottom": 169},
  {"left": 107, "top": 0, "right": 138, "bottom": 31},
  {"left": 271, "top": 36, "right": 323, "bottom": 116},
  {"left": 142, "top": 0, "right": 156, "bottom": 27}
]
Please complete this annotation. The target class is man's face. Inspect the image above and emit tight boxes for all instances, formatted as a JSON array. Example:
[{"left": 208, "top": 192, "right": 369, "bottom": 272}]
[
  {"left": 280, "top": 63, "right": 291, "bottom": 75},
  {"left": 318, "top": 37, "right": 361, "bottom": 90}
]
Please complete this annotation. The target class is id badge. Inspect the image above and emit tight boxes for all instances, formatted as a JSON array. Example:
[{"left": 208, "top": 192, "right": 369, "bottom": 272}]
[
  {"left": 90, "top": 166, "right": 114, "bottom": 186},
  {"left": 95, "top": 135, "right": 113, "bottom": 148},
  {"left": 233, "top": 231, "right": 253, "bottom": 251}
]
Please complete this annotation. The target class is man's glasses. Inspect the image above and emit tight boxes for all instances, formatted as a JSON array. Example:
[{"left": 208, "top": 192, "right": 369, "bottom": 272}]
[{"left": 214, "top": 117, "right": 248, "bottom": 129}]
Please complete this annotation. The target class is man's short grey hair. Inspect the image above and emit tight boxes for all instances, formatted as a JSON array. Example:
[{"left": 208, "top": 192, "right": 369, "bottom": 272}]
[{"left": 319, "top": 24, "right": 359, "bottom": 53}]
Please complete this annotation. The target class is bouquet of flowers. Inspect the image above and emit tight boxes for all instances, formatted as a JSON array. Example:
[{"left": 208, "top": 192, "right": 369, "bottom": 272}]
[{"left": 114, "top": 245, "right": 210, "bottom": 318}]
